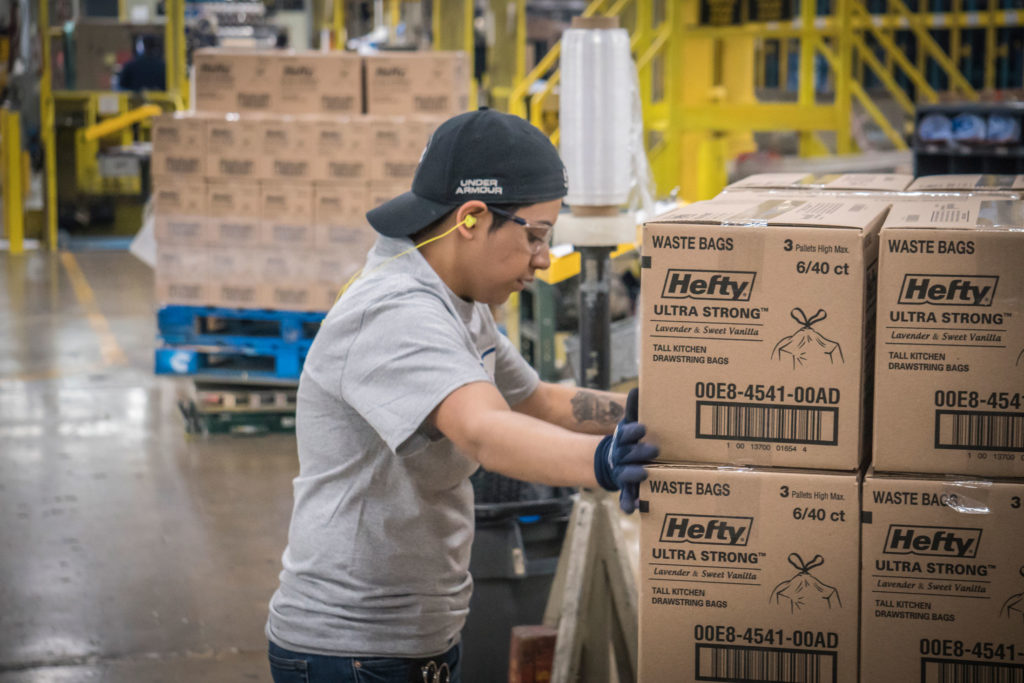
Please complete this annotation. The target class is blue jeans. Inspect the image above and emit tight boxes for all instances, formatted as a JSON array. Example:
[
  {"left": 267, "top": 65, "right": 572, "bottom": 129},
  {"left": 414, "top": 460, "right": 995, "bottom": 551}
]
[{"left": 268, "top": 640, "right": 461, "bottom": 683}]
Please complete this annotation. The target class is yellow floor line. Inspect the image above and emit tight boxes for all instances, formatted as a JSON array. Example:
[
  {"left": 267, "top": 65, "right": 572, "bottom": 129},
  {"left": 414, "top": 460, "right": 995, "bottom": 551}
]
[{"left": 60, "top": 252, "right": 129, "bottom": 366}]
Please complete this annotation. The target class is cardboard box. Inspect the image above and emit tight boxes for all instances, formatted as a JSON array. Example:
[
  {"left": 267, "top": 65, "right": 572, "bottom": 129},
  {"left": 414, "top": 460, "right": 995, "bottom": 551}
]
[
  {"left": 314, "top": 182, "right": 374, "bottom": 248},
  {"left": 860, "top": 472, "right": 1024, "bottom": 682},
  {"left": 273, "top": 52, "right": 362, "bottom": 115},
  {"left": 193, "top": 49, "right": 276, "bottom": 114},
  {"left": 906, "top": 174, "right": 1024, "bottom": 195},
  {"left": 312, "top": 118, "right": 370, "bottom": 182},
  {"left": 640, "top": 198, "right": 889, "bottom": 470},
  {"left": 873, "top": 199, "right": 1024, "bottom": 477},
  {"left": 156, "top": 246, "right": 208, "bottom": 279},
  {"left": 151, "top": 113, "right": 206, "bottom": 179},
  {"left": 261, "top": 183, "right": 314, "bottom": 247},
  {"left": 726, "top": 172, "right": 914, "bottom": 193},
  {"left": 209, "top": 281, "right": 268, "bottom": 309},
  {"left": 639, "top": 465, "right": 861, "bottom": 683},
  {"left": 365, "top": 52, "right": 469, "bottom": 116},
  {"left": 259, "top": 117, "right": 318, "bottom": 181},
  {"left": 154, "top": 215, "right": 208, "bottom": 246},
  {"left": 152, "top": 179, "right": 206, "bottom": 216},
  {"left": 205, "top": 116, "right": 262, "bottom": 181},
  {"left": 370, "top": 157, "right": 421, "bottom": 184},
  {"left": 155, "top": 247, "right": 209, "bottom": 306},
  {"left": 206, "top": 182, "right": 262, "bottom": 246},
  {"left": 155, "top": 277, "right": 210, "bottom": 306}
]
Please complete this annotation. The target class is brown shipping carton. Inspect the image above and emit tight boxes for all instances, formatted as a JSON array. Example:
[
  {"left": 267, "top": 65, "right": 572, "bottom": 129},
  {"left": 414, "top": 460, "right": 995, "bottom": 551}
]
[
  {"left": 206, "top": 182, "right": 261, "bottom": 247},
  {"left": 155, "top": 247, "right": 209, "bottom": 306},
  {"left": 312, "top": 118, "right": 370, "bottom": 182},
  {"left": 364, "top": 52, "right": 469, "bottom": 116},
  {"left": 205, "top": 116, "right": 262, "bottom": 181},
  {"left": 151, "top": 114, "right": 205, "bottom": 179},
  {"left": 907, "top": 174, "right": 1024, "bottom": 195},
  {"left": 152, "top": 179, "right": 206, "bottom": 216},
  {"left": 272, "top": 52, "right": 362, "bottom": 115},
  {"left": 313, "top": 182, "right": 374, "bottom": 250},
  {"left": 193, "top": 49, "right": 275, "bottom": 114},
  {"left": 860, "top": 472, "right": 1024, "bottom": 682},
  {"left": 639, "top": 465, "right": 860, "bottom": 683},
  {"left": 253, "top": 249, "right": 315, "bottom": 310},
  {"left": 261, "top": 183, "right": 314, "bottom": 248},
  {"left": 259, "top": 117, "right": 317, "bottom": 181},
  {"left": 640, "top": 198, "right": 888, "bottom": 469},
  {"left": 154, "top": 215, "right": 207, "bottom": 246},
  {"left": 873, "top": 199, "right": 1024, "bottom": 477},
  {"left": 726, "top": 172, "right": 914, "bottom": 193},
  {"left": 207, "top": 249, "right": 265, "bottom": 308}
]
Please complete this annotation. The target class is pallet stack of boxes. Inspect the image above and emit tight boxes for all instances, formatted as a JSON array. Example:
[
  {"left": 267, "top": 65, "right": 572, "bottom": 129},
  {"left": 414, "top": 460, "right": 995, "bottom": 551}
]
[
  {"left": 634, "top": 174, "right": 1024, "bottom": 682},
  {"left": 151, "top": 49, "right": 468, "bottom": 313},
  {"left": 862, "top": 176, "right": 1024, "bottom": 682},
  {"left": 151, "top": 49, "right": 467, "bottom": 379}
]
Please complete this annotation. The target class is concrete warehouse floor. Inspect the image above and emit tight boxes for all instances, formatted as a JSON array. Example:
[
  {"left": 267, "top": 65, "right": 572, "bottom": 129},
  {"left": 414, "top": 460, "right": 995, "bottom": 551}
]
[
  {"left": 0, "top": 251, "right": 296, "bottom": 682},
  {"left": 0, "top": 250, "right": 642, "bottom": 683}
]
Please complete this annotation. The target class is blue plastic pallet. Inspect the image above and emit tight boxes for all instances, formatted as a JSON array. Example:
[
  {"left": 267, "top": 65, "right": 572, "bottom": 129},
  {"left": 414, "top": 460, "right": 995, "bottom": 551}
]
[
  {"left": 157, "top": 305, "right": 326, "bottom": 347},
  {"left": 155, "top": 340, "right": 309, "bottom": 381}
]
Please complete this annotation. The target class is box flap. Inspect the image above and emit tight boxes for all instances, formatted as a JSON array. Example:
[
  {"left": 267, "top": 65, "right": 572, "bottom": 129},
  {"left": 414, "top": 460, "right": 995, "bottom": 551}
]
[
  {"left": 906, "top": 174, "right": 1024, "bottom": 192},
  {"left": 727, "top": 172, "right": 912, "bottom": 192},
  {"left": 882, "top": 198, "right": 1024, "bottom": 231},
  {"left": 647, "top": 198, "right": 889, "bottom": 230}
]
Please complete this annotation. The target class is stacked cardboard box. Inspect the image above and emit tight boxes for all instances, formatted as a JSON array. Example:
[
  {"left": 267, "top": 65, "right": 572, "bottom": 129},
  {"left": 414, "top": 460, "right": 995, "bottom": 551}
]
[
  {"left": 635, "top": 176, "right": 1024, "bottom": 682},
  {"left": 152, "top": 48, "right": 466, "bottom": 312},
  {"left": 861, "top": 194, "right": 1024, "bottom": 681},
  {"left": 636, "top": 196, "right": 889, "bottom": 681}
]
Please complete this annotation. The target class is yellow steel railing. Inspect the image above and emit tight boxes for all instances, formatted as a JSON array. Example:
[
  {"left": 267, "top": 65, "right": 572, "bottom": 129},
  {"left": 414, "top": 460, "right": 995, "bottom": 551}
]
[
  {"left": 1, "top": 108, "right": 25, "bottom": 254},
  {"left": 502, "top": 0, "right": 1024, "bottom": 202}
]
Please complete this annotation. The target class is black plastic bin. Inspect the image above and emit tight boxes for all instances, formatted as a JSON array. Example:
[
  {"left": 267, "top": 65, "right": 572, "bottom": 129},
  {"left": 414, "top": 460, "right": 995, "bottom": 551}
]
[{"left": 461, "top": 496, "right": 572, "bottom": 682}]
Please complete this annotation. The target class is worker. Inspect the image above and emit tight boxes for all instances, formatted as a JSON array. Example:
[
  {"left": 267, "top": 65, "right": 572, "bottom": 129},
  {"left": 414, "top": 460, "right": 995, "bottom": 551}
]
[
  {"left": 265, "top": 108, "right": 658, "bottom": 683},
  {"left": 118, "top": 35, "right": 166, "bottom": 92}
]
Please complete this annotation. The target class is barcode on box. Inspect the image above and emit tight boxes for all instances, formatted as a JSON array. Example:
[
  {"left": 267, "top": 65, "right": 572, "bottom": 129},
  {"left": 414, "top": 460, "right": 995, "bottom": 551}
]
[
  {"left": 696, "top": 401, "right": 839, "bottom": 445},
  {"left": 935, "top": 410, "right": 1024, "bottom": 451},
  {"left": 921, "top": 657, "right": 1024, "bottom": 682},
  {"left": 695, "top": 644, "right": 837, "bottom": 682}
]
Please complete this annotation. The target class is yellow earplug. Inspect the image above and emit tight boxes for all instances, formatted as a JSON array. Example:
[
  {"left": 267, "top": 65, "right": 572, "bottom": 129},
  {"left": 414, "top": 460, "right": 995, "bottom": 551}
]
[{"left": 464, "top": 214, "right": 477, "bottom": 228}]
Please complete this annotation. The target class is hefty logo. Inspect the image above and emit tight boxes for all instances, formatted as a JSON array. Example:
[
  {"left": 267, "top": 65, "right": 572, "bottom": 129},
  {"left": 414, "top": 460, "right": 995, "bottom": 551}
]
[
  {"left": 199, "top": 63, "right": 230, "bottom": 74},
  {"left": 659, "top": 514, "right": 752, "bottom": 546},
  {"left": 661, "top": 269, "right": 756, "bottom": 301},
  {"left": 376, "top": 66, "right": 406, "bottom": 78},
  {"left": 897, "top": 274, "right": 998, "bottom": 306},
  {"left": 283, "top": 66, "right": 313, "bottom": 77},
  {"left": 883, "top": 525, "right": 982, "bottom": 558}
]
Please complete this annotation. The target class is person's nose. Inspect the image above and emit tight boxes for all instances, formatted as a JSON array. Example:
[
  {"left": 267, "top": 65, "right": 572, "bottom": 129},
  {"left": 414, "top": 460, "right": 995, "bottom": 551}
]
[{"left": 531, "top": 245, "right": 551, "bottom": 270}]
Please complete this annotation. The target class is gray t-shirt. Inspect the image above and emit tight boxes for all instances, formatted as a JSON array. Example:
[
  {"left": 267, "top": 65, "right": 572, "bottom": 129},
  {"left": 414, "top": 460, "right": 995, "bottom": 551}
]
[{"left": 266, "top": 235, "right": 540, "bottom": 658}]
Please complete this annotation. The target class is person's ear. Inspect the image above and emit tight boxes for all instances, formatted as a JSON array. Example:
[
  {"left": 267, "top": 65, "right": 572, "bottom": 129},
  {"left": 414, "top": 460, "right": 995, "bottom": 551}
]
[{"left": 456, "top": 201, "right": 486, "bottom": 238}]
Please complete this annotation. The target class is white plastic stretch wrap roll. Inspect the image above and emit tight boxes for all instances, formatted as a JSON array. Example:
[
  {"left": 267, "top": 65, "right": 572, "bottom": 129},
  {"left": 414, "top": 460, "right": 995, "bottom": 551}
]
[{"left": 560, "top": 27, "right": 633, "bottom": 207}]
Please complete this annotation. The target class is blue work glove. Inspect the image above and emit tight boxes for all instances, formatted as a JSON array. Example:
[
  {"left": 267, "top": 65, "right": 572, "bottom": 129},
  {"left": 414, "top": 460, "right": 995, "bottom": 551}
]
[{"left": 593, "top": 388, "right": 659, "bottom": 513}]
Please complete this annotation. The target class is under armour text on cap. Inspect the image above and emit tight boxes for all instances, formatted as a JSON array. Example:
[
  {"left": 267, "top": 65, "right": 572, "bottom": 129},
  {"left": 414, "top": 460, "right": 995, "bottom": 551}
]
[{"left": 366, "top": 108, "right": 568, "bottom": 238}]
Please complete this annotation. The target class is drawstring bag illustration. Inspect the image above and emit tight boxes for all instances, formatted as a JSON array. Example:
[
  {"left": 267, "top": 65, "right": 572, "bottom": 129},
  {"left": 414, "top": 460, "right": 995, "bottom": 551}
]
[
  {"left": 772, "top": 308, "right": 844, "bottom": 369},
  {"left": 1001, "top": 567, "right": 1023, "bottom": 623},
  {"left": 770, "top": 553, "right": 841, "bottom": 612}
]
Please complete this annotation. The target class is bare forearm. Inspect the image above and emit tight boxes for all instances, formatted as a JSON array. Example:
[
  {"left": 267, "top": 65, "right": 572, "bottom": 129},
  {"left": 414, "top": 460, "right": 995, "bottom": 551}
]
[
  {"left": 515, "top": 382, "right": 625, "bottom": 435},
  {"left": 468, "top": 411, "right": 601, "bottom": 487}
]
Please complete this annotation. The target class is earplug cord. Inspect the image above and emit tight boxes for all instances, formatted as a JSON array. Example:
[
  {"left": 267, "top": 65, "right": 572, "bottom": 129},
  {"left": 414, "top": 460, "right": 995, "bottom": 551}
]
[{"left": 332, "top": 214, "right": 477, "bottom": 303}]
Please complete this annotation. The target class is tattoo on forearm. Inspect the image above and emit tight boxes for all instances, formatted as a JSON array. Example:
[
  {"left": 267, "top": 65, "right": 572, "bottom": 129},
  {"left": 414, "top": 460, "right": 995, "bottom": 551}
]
[{"left": 571, "top": 391, "right": 625, "bottom": 426}]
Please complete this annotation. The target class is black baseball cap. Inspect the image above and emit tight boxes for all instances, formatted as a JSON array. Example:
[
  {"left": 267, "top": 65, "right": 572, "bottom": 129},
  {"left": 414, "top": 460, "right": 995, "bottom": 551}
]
[{"left": 366, "top": 108, "right": 568, "bottom": 238}]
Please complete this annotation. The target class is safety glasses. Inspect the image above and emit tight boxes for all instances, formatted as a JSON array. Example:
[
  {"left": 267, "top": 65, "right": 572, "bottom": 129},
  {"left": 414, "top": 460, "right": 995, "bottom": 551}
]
[{"left": 487, "top": 206, "right": 553, "bottom": 255}]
